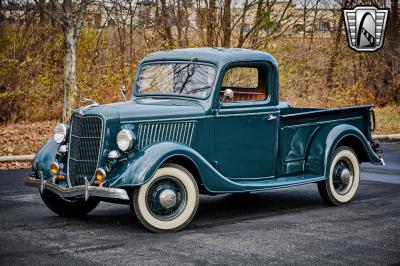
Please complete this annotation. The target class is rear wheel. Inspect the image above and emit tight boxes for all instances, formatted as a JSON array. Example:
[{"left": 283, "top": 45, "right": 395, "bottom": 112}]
[
  {"left": 41, "top": 190, "right": 99, "bottom": 217},
  {"left": 317, "top": 146, "right": 360, "bottom": 206},
  {"left": 131, "top": 163, "right": 199, "bottom": 233}
]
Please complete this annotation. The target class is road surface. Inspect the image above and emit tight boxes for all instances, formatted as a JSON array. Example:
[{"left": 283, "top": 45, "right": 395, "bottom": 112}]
[{"left": 0, "top": 143, "right": 399, "bottom": 265}]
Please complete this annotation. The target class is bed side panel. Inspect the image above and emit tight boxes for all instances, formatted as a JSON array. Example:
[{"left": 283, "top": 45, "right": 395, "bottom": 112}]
[{"left": 278, "top": 106, "right": 371, "bottom": 176}]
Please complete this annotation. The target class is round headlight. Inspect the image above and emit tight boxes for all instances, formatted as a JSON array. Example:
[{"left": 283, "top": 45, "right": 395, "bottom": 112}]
[
  {"left": 116, "top": 129, "right": 135, "bottom": 151},
  {"left": 54, "top": 124, "right": 68, "bottom": 144}
]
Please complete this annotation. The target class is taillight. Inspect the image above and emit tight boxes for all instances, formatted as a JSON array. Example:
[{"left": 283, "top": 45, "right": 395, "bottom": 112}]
[{"left": 369, "top": 109, "right": 376, "bottom": 132}]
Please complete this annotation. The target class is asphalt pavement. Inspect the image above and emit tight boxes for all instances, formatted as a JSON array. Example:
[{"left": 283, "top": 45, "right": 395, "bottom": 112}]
[{"left": 0, "top": 143, "right": 399, "bottom": 265}]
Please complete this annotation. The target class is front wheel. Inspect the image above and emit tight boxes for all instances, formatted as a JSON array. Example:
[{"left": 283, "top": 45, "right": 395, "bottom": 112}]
[
  {"left": 41, "top": 190, "right": 99, "bottom": 217},
  {"left": 317, "top": 146, "right": 360, "bottom": 206},
  {"left": 131, "top": 163, "right": 199, "bottom": 232}
]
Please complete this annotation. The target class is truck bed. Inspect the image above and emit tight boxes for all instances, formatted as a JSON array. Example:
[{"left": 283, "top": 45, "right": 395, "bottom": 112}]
[{"left": 277, "top": 103, "right": 373, "bottom": 176}]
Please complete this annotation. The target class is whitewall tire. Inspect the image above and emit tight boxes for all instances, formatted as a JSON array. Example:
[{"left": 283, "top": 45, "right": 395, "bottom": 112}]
[
  {"left": 318, "top": 146, "right": 360, "bottom": 206},
  {"left": 131, "top": 163, "right": 199, "bottom": 232}
]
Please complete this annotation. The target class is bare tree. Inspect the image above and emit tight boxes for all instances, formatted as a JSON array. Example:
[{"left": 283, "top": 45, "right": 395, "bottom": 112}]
[
  {"left": 237, "top": 0, "right": 253, "bottom": 47},
  {"left": 326, "top": 0, "right": 352, "bottom": 90},
  {"left": 246, "top": 0, "right": 298, "bottom": 48},
  {"left": 309, "top": 0, "right": 321, "bottom": 43},
  {"left": 222, "top": 0, "right": 231, "bottom": 47},
  {"left": 35, "top": 0, "right": 91, "bottom": 122},
  {"left": 385, "top": 0, "right": 400, "bottom": 102},
  {"left": 249, "top": 0, "right": 263, "bottom": 45},
  {"left": 206, "top": 0, "right": 216, "bottom": 46},
  {"left": 159, "top": 0, "right": 174, "bottom": 48}
]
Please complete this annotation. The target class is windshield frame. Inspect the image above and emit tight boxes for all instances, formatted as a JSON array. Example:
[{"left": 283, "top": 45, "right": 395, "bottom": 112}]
[{"left": 133, "top": 60, "right": 217, "bottom": 100}]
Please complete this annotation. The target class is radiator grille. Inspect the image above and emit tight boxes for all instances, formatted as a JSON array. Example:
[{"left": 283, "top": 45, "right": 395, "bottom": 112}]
[
  {"left": 68, "top": 115, "right": 103, "bottom": 186},
  {"left": 137, "top": 121, "right": 196, "bottom": 149}
]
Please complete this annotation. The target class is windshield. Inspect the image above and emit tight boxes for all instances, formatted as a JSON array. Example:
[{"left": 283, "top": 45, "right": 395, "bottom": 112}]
[{"left": 136, "top": 62, "right": 216, "bottom": 99}]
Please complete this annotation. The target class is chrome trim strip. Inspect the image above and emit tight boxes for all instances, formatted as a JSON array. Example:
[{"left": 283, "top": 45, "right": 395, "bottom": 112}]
[
  {"left": 216, "top": 111, "right": 280, "bottom": 118},
  {"left": 282, "top": 116, "right": 363, "bottom": 129},
  {"left": 123, "top": 111, "right": 280, "bottom": 124},
  {"left": 39, "top": 171, "right": 44, "bottom": 194},
  {"left": 229, "top": 175, "right": 275, "bottom": 181},
  {"left": 84, "top": 176, "right": 89, "bottom": 201},
  {"left": 188, "top": 123, "right": 194, "bottom": 145},
  {"left": 25, "top": 176, "right": 129, "bottom": 201}
]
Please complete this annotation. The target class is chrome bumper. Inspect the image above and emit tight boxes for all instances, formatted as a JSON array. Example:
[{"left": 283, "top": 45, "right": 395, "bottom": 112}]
[{"left": 25, "top": 176, "right": 129, "bottom": 201}]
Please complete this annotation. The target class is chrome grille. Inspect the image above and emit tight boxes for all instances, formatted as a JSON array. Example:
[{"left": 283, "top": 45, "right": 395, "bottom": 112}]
[
  {"left": 68, "top": 115, "right": 103, "bottom": 186},
  {"left": 137, "top": 121, "right": 196, "bottom": 149}
]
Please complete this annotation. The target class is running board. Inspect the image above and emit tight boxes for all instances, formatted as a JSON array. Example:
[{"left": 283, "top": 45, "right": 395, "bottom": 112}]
[{"left": 226, "top": 174, "right": 326, "bottom": 193}]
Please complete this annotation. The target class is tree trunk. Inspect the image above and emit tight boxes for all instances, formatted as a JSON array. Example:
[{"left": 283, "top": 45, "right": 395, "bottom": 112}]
[
  {"left": 62, "top": 27, "right": 77, "bottom": 122},
  {"left": 222, "top": 0, "right": 231, "bottom": 47},
  {"left": 250, "top": 0, "right": 264, "bottom": 45},
  {"left": 385, "top": 0, "right": 400, "bottom": 103},
  {"left": 206, "top": 0, "right": 216, "bottom": 46},
  {"left": 176, "top": 0, "right": 183, "bottom": 47},
  {"left": 303, "top": 3, "right": 306, "bottom": 39},
  {"left": 160, "top": 0, "right": 174, "bottom": 48},
  {"left": 310, "top": 0, "right": 320, "bottom": 43},
  {"left": 237, "top": 0, "right": 249, "bottom": 48},
  {"left": 326, "top": 0, "right": 351, "bottom": 90}
]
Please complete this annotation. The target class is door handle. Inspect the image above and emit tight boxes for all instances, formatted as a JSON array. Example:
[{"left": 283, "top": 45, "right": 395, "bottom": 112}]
[{"left": 266, "top": 114, "right": 277, "bottom": 120}]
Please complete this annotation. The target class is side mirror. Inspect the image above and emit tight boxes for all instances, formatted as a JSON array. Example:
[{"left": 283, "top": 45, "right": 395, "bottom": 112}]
[
  {"left": 222, "top": 89, "right": 234, "bottom": 102},
  {"left": 216, "top": 89, "right": 234, "bottom": 115}
]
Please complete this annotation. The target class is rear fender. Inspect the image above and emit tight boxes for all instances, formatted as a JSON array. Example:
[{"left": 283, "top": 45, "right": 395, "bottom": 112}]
[{"left": 306, "top": 124, "right": 383, "bottom": 177}]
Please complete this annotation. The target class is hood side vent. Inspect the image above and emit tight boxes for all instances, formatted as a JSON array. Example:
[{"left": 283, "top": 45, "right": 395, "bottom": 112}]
[{"left": 137, "top": 121, "right": 196, "bottom": 149}]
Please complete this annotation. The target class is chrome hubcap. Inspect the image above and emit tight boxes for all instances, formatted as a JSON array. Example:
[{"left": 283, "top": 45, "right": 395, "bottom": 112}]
[
  {"left": 333, "top": 158, "right": 354, "bottom": 195},
  {"left": 146, "top": 176, "right": 187, "bottom": 221},
  {"left": 159, "top": 189, "right": 177, "bottom": 209},
  {"left": 340, "top": 168, "right": 351, "bottom": 185}
]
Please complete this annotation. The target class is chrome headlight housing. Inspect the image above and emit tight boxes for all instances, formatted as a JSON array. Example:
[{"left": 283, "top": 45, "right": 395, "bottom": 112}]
[
  {"left": 116, "top": 129, "right": 135, "bottom": 151},
  {"left": 54, "top": 123, "right": 69, "bottom": 144}
]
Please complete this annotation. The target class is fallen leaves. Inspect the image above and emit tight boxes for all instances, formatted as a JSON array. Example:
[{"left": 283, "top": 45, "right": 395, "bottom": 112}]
[
  {"left": 0, "top": 120, "right": 56, "bottom": 156},
  {"left": 0, "top": 161, "right": 32, "bottom": 170}
]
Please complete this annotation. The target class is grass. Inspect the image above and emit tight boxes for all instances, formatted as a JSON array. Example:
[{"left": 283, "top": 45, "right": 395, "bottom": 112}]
[
  {"left": 0, "top": 106, "right": 398, "bottom": 157},
  {"left": 374, "top": 105, "right": 400, "bottom": 135}
]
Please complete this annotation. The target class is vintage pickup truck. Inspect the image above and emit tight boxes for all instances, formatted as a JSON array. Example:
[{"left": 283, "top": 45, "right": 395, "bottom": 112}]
[{"left": 26, "top": 48, "right": 384, "bottom": 232}]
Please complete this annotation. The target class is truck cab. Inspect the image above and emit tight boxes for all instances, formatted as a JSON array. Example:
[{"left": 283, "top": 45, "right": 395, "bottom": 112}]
[{"left": 26, "top": 48, "right": 384, "bottom": 232}]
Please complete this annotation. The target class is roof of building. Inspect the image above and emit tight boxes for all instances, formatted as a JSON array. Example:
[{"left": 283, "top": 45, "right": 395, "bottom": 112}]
[
  {"left": 137, "top": 0, "right": 156, "bottom": 6},
  {"left": 140, "top": 47, "right": 278, "bottom": 68}
]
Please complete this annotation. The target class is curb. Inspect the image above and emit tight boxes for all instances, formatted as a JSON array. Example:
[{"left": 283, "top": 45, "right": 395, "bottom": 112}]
[
  {"left": 372, "top": 134, "right": 400, "bottom": 142},
  {"left": 0, "top": 134, "right": 399, "bottom": 163},
  {"left": 0, "top": 155, "right": 35, "bottom": 163}
]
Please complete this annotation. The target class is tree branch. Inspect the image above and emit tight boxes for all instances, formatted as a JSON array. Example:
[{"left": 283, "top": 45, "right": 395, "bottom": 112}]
[{"left": 33, "top": 0, "right": 65, "bottom": 28}]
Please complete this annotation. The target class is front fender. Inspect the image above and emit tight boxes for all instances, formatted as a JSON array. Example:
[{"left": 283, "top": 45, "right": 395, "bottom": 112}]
[
  {"left": 306, "top": 124, "right": 383, "bottom": 177},
  {"left": 32, "top": 138, "right": 60, "bottom": 180},
  {"left": 105, "top": 142, "right": 248, "bottom": 193}
]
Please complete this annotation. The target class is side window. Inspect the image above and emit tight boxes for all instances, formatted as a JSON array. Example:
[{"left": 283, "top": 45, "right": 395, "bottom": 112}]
[{"left": 221, "top": 66, "right": 267, "bottom": 102}]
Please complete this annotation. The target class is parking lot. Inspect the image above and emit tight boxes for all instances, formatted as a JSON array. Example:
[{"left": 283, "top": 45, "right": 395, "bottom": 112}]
[{"left": 0, "top": 143, "right": 399, "bottom": 265}]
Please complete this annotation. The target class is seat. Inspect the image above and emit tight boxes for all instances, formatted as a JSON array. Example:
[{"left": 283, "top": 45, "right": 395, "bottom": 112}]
[{"left": 220, "top": 90, "right": 265, "bottom": 102}]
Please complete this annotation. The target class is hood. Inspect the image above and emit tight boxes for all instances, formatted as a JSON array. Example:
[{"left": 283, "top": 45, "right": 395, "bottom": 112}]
[{"left": 80, "top": 98, "right": 206, "bottom": 122}]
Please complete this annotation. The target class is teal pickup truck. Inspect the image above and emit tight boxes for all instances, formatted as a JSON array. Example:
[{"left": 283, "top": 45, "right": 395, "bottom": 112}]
[{"left": 26, "top": 48, "right": 384, "bottom": 232}]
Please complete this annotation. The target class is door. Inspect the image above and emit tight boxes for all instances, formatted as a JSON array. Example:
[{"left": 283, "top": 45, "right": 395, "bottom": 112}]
[{"left": 213, "top": 63, "right": 279, "bottom": 180}]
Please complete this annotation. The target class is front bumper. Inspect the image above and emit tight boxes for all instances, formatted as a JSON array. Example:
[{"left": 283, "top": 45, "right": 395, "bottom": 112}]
[{"left": 25, "top": 176, "right": 129, "bottom": 201}]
